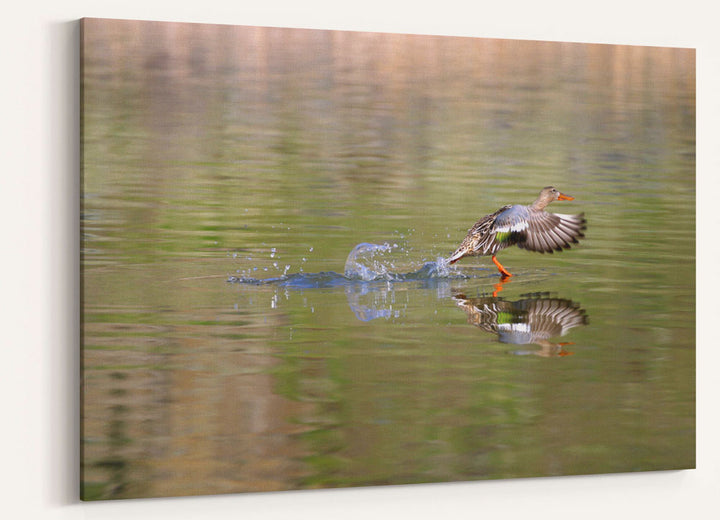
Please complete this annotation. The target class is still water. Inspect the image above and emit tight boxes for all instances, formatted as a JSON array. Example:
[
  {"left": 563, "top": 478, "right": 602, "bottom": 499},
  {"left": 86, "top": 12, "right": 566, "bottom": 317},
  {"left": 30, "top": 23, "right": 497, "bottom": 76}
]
[{"left": 80, "top": 19, "right": 695, "bottom": 500}]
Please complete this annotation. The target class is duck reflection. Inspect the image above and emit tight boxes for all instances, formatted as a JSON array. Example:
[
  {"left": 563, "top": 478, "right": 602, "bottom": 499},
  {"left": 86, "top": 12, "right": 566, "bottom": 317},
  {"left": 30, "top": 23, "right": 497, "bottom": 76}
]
[{"left": 452, "top": 290, "right": 588, "bottom": 357}]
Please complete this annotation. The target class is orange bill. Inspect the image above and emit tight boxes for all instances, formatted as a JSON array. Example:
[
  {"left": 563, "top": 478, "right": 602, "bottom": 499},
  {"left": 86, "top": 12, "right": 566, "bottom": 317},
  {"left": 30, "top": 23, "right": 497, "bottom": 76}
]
[{"left": 557, "top": 192, "right": 574, "bottom": 201}]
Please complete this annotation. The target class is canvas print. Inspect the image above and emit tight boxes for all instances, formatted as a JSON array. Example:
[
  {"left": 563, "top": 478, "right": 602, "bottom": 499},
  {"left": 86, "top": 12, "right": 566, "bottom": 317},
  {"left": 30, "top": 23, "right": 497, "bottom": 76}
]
[{"left": 80, "top": 18, "right": 695, "bottom": 500}]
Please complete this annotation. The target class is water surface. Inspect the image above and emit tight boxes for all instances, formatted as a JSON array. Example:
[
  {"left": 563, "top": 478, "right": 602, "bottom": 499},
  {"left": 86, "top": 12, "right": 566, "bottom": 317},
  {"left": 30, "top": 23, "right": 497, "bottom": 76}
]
[{"left": 81, "top": 19, "right": 695, "bottom": 500}]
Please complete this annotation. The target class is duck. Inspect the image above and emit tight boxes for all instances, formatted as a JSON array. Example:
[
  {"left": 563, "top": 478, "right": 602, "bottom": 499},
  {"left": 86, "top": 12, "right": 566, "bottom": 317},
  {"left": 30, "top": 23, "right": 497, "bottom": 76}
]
[
  {"left": 451, "top": 291, "right": 588, "bottom": 357},
  {"left": 448, "top": 186, "right": 586, "bottom": 277}
]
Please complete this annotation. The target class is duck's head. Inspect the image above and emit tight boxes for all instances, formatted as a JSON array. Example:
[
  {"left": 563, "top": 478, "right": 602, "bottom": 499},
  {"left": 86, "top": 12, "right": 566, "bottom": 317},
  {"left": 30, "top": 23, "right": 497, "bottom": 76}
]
[{"left": 533, "top": 186, "right": 574, "bottom": 209}]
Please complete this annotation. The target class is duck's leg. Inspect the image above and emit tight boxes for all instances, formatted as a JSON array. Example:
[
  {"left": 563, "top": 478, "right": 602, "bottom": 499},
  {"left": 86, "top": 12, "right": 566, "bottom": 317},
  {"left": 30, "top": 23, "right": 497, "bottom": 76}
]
[{"left": 491, "top": 255, "right": 512, "bottom": 277}]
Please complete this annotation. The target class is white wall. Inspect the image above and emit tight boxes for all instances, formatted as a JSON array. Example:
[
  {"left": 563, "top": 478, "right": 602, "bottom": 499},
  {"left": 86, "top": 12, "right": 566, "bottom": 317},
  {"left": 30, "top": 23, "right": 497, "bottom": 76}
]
[{"left": 2, "top": 1, "right": 717, "bottom": 518}]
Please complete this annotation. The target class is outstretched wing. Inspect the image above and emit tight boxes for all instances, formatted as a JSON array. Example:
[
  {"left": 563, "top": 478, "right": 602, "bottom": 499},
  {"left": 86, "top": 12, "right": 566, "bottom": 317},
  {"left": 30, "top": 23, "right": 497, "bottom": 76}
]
[
  {"left": 515, "top": 297, "right": 589, "bottom": 339},
  {"left": 517, "top": 212, "right": 586, "bottom": 254}
]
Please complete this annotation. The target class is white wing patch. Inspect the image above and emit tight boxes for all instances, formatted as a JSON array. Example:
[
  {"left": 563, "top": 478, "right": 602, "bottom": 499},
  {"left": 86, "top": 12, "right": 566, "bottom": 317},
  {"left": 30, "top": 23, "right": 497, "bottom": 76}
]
[
  {"left": 495, "top": 221, "right": 529, "bottom": 233},
  {"left": 497, "top": 322, "right": 531, "bottom": 333}
]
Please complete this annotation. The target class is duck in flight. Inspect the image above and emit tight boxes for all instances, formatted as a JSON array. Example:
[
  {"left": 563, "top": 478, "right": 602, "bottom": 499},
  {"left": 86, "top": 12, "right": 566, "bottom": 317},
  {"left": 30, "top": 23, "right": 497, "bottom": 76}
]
[{"left": 448, "top": 186, "right": 586, "bottom": 277}]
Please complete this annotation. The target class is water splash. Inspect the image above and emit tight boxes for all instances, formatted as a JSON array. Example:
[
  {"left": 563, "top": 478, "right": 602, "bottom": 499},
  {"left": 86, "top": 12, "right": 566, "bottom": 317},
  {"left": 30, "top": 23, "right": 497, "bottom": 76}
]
[
  {"left": 228, "top": 243, "right": 485, "bottom": 321},
  {"left": 229, "top": 242, "right": 468, "bottom": 287},
  {"left": 343, "top": 242, "right": 459, "bottom": 282},
  {"left": 343, "top": 242, "right": 395, "bottom": 281}
]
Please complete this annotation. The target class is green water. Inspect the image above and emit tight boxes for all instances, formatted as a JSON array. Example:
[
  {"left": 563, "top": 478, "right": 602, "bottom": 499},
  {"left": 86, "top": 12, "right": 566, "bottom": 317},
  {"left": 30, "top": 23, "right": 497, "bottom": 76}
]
[{"left": 80, "top": 19, "right": 695, "bottom": 500}]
